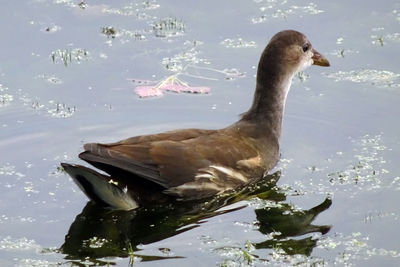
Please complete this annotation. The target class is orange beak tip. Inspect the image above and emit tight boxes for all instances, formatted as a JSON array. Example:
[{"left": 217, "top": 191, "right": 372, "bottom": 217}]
[{"left": 312, "top": 49, "right": 330, "bottom": 67}]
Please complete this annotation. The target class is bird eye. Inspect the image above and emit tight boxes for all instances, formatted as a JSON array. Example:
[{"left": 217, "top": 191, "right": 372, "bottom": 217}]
[{"left": 302, "top": 43, "right": 310, "bottom": 52}]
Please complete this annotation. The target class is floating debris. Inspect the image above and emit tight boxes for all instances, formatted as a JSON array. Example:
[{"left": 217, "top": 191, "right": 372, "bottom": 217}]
[
  {"left": 384, "top": 32, "right": 400, "bottom": 42},
  {"left": 119, "top": 29, "right": 147, "bottom": 40},
  {"left": 101, "top": 26, "right": 148, "bottom": 43},
  {"left": 215, "top": 245, "right": 256, "bottom": 266},
  {"left": 47, "top": 101, "right": 76, "bottom": 118},
  {"left": 49, "top": 0, "right": 78, "bottom": 8},
  {"left": 24, "top": 181, "right": 39, "bottom": 194},
  {"left": 328, "top": 36, "right": 360, "bottom": 58},
  {"left": 17, "top": 93, "right": 76, "bottom": 118},
  {"left": 152, "top": 17, "right": 185, "bottom": 38},
  {"left": 290, "top": 3, "right": 324, "bottom": 15},
  {"left": 277, "top": 132, "right": 396, "bottom": 205},
  {"left": 329, "top": 48, "right": 359, "bottom": 58},
  {"left": 0, "top": 215, "right": 35, "bottom": 224},
  {"left": 328, "top": 134, "right": 389, "bottom": 188},
  {"left": 326, "top": 69, "right": 400, "bottom": 88},
  {"left": 17, "top": 259, "right": 59, "bottom": 267},
  {"left": 102, "top": 1, "right": 159, "bottom": 17},
  {"left": 142, "top": 0, "right": 160, "bottom": 10},
  {"left": 161, "top": 42, "right": 244, "bottom": 79},
  {"left": 50, "top": 48, "right": 89, "bottom": 66},
  {"left": 101, "top": 6, "right": 136, "bottom": 16},
  {"left": 0, "top": 164, "right": 25, "bottom": 178},
  {"left": 0, "top": 236, "right": 41, "bottom": 251},
  {"left": 31, "top": 100, "right": 45, "bottom": 110},
  {"left": 101, "top": 26, "right": 117, "bottom": 38},
  {"left": 0, "top": 84, "right": 13, "bottom": 107},
  {"left": 134, "top": 75, "right": 210, "bottom": 98},
  {"left": 371, "top": 35, "right": 385, "bottom": 46},
  {"left": 251, "top": 1, "right": 323, "bottom": 24},
  {"left": 318, "top": 232, "right": 400, "bottom": 266},
  {"left": 41, "top": 24, "right": 62, "bottom": 33},
  {"left": 160, "top": 40, "right": 208, "bottom": 73},
  {"left": 49, "top": 165, "right": 66, "bottom": 178},
  {"left": 35, "top": 74, "right": 63, "bottom": 85},
  {"left": 78, "top": 1, "right": 87, "bottom": 9},
  {"left": 129, "top": 36, "right": 246, "bottom": 98},
  {"left": 371, "top": 32, "right": 400, "bottom": 46},
  {"left": 222, "top": 68, "right": 246, "bottom": 80},
  {"left": 220, "top": 38, "right": 257, "bottom": 48},
  {"left": 132, "top": 64, "right": 244, "bottom": 97},
  {"left": 162, "top": 50, "right": 205, "bottom": 72}
]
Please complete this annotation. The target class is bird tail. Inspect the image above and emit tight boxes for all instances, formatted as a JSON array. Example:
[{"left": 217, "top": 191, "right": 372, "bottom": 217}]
[{"left": 61, "top": 163, "right": 138, "bottom": 210}]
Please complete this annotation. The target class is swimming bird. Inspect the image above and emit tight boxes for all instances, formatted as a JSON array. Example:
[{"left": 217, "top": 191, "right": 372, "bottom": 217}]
[{"left": 62, "top": 30, "right": 329, "bottom": 210}]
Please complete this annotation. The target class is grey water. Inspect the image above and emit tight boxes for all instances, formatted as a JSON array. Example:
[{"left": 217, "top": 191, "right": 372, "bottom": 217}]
[{"left": 1, "top": 0, "right": 399, "bottom": 266}]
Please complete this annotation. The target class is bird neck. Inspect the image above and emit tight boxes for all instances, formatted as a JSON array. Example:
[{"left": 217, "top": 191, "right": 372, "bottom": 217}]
[{"left": 239, "top": 66, "right": 293, "bottom": 142}]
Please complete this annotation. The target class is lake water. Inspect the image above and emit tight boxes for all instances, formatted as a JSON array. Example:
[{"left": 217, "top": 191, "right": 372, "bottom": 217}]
[{"left": 1, "top": 0, "right": 399, "bottom": 266}]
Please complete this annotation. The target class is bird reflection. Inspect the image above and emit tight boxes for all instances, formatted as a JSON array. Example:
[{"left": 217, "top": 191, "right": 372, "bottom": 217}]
[
  {"left": 60, "top": 171, "right": 331, "bottom": 265},
  {"left": 254, "top": 198, "right": 331, "bottom": 255}
]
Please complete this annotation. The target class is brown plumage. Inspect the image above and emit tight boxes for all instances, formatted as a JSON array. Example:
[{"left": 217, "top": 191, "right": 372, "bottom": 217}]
[{"left": 62, "top": 30, "right": 329, "bottom": 210}]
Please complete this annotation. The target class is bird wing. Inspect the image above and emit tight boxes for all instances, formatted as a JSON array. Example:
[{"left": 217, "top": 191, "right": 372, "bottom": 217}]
[
  {"left": 79, "top": 128, "right": 216, "bottom": 188},
  {"left": 158, "top": 133, "right": 269, "bottom": 199},
  {"left": 79, "top": 128, "right": 271, "bottom": 199}
]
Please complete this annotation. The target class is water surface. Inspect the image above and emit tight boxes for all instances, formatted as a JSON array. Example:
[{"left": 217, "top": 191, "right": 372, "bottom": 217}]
[{"left": 1, "top": 0, "right": 399, "bottom": 266}]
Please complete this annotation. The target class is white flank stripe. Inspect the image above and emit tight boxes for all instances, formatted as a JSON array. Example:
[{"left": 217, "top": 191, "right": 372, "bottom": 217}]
[
  {"left": 195, "top": 173, "right": 214, "bottom": 180},
  {"left": 209, "top": 165, "right": 248, "bottom": 183},
  {"left": 178, "top": 183, "right": 222, "bottom": 191}
]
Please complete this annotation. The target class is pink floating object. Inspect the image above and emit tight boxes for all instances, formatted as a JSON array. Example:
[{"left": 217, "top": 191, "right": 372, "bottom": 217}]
[
  {"left": 133, "top": 76, "right": 210, "bottom": 98},
  {"left": 160, "top": 84, "right": 210, "bottom": 94},
  {"left": 129, "top": 79, "right": 155, "bottom": 84},
  {"left": 134, "top": 86, "right": 163, "bottom": 97}
]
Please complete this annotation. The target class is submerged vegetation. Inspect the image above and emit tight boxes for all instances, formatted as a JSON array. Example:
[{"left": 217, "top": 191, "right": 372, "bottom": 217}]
[
  {"left": 0, "top": 84, "right": 13, "bottom": 107},
  {"left": 326, "top": 69, "right": 400, "bottom": 88},
  {"left": 101, "top": 26, "right": 117, "bottom": 38},
  {"left": 152, "top": 17, "right": 185, "bottom": 38},
  {"left": 47, "top": 101, "right": 76, "bottom": 118},
  {"left": 50, "top": 48, "right": 89, "bottom": 66}
]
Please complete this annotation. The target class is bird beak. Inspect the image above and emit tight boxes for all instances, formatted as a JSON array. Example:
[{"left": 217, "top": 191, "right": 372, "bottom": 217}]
[{"left": 312, "top": 49, "right": 330, "bottom": 67}]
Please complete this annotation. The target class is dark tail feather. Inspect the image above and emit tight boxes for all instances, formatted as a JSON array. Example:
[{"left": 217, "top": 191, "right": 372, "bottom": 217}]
[
  {"left": 78, "top": 144, "right": 162, "bottom": 187},
  {"left": 61, "top": 163, "right": 138, "bottom": 210}
]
